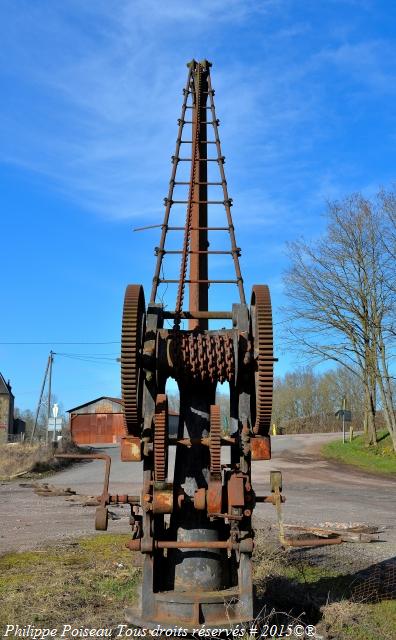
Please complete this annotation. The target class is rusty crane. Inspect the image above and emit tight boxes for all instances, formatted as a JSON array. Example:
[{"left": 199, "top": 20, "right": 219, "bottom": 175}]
[
  {"left": 53, "top": 61, "right": 378, "bottom": 630},
  {"left": 117, "top": 59, "right": 276, "bottom": 630},
  {"left": 57, "top": 59, "right": 280, "bottom": 631}
]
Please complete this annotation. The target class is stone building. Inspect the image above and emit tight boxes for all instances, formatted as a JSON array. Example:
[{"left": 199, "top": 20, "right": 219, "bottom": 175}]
[{"left": 0, "top": 372, "right": 14, "bottom": 444}]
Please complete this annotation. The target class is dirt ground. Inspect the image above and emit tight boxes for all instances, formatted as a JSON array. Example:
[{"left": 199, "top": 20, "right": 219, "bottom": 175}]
[
  {"left": 0, "top": 434, "right": 395, "bottom": 640},
  {"left": 1, "top": 434, "right": 395, "bottom": 568}
]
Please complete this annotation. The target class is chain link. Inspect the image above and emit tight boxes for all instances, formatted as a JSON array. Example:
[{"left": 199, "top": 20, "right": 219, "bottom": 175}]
[{"left": 174, "top": 64, "right": 202, "bottom": 327}]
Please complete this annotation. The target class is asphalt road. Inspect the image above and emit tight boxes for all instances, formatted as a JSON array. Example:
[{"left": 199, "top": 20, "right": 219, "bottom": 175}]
[{"left": 1, "top": 433, "right": 395, "bottom": 554}]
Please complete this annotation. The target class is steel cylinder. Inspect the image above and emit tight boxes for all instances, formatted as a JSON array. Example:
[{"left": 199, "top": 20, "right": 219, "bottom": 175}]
[{"left": 173, "top": 523, "right": 225, "bottom": 591}]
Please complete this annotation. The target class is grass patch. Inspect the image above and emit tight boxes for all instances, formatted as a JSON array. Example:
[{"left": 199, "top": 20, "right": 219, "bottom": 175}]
[
  {"left": 1, "top": 528, "right": 394, "bottom": 639},
  {"left": 323, "top": 600, "right": 396, "bottom": 640},
  {"left": 0, "top": 534, "right": 141, "bottom": 630},
  {"left": 322, "top": 430, "right": 396, "bottom": 475}
]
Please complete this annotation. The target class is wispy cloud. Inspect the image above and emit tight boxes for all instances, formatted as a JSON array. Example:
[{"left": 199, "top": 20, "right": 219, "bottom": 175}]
[
  {"left": 0, "top": 0, "right": 394, "bottom": 227},
  {"left": 316, "top": 39, "right": 396, "bottom": 94}
]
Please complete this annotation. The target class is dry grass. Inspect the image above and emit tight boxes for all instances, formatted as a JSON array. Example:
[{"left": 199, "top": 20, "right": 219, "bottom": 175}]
[
  {"left": 0, "top": 443, "right": 50, "bottom": 478},
  {"left": 252, "top": 528, "right": 285, "bottom": 582},
  {"left": 321, "top": 600, "right": 367, "bottom": 637},
  {"left": 0, "top": 441, "right": 84, "bottom": 479}
]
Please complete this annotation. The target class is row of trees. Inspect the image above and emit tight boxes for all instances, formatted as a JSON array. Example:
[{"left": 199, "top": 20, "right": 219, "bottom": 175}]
[
  {"left": 272, "top": 366, "right": 366, "bottom": 433},
  {"left": 168, "top": 365, "right": 364, "bottom": 435},
  {"left": 283, "top": 188, "right": 396, "bottom": 450}
]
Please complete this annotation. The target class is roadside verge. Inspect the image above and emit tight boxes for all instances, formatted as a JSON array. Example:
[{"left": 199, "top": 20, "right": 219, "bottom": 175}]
[{"left": 321, "top": 431, "right": 396, "bottom": 476}]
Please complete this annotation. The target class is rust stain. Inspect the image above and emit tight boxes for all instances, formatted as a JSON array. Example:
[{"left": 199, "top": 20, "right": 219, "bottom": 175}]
[{"left": 251, "top": 435, "right": 271, "bottom": 460}]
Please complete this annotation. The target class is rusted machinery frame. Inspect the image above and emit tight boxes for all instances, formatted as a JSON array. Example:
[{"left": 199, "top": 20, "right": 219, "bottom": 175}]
[
  {"left": 162, "top": 310, "right": 232, "bottom": 319},
  {"left": 174, "top": 61, "right": 208, "bottom": 329},
  {"left": 117, "top": 60, "right": 276, "bottom": 630},
  {"left": 148, "top": 59, "right": 246, "bottom": 321},
  {"left": 206, "top": 71, "right": 245, "bottom": 305},
  {"left": 126, "top": 539, "right": 252, "bottom": 551},
  {"left": 284, "top": 536, "right": 342, "bottom": 547},
  {"left": 150, "top": 66, "right": 193, "bottom": 305},
  {"left": 188, "top": 61, "right": 209, "bottom": 330}
]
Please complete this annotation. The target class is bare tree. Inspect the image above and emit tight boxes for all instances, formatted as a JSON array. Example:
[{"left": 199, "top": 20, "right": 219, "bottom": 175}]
[
  {"left": 272, "top": 366, "right": 364, "bottom": 434},
  {"left": 283, "top": 192, "right": 396, "bottom": 450},
  {"left": 375, "top": 188, "right": 396, "bottom": 446},
  {"left": 322, "top": 366, "right": 365, "bottom": 424}
]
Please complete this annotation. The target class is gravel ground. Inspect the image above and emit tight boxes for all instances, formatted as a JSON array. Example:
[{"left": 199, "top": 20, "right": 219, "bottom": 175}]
[{"left": 1, "top": 433, "right": 395, "bottom": 568}]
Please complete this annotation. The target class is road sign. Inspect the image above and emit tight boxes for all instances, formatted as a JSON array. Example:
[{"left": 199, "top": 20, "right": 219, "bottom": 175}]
[
  {"left": 335, "top": 409, "right": 352, "bottom": 422},
  {"left": 47, "top": 417, "right": 63, "bottom": 432}
]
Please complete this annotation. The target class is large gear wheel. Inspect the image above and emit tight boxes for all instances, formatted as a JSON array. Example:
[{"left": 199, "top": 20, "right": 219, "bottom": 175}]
[
  {"left": 209, "top": 404, "right": 222, "bottom": 477},
  {"left": 154, "top": 394, "right": 168, "bottom": 482},
  {"left": 250, "top": 285, "right": 273, "bottom": 435},
  {"left": 121, "top": 284, "right": 145, "bottom": 435}
]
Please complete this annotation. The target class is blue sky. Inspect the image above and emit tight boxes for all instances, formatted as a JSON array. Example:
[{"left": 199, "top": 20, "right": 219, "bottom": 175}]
[{"left": 1, "top": 0, "right": 395, "bottom": 412}]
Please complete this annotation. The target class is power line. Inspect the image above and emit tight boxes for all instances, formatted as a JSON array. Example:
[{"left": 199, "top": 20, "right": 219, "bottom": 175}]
[
  {"left": 56, "top": 352, "right": 119, "bottom": 359},
  {"left": 56, "top": 353, "right": 119, "bottom": 364},
  {"left": 0, "top": 341, "right": 120, "bottom": 345}
]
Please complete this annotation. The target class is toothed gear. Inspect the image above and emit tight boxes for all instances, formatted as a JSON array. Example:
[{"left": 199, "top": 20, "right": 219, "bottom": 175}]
[
  {"left": 121, "top": 284, "right": 145, "bottom": 435},
  {"left": 210, "top": 404, "right": 222, "bottom": 477},
  {"left": 154, "top": 394, "right": 168, "bottom": 482},
  {"left": 251, "top": 285, "right": 273, "bottom": 435}
]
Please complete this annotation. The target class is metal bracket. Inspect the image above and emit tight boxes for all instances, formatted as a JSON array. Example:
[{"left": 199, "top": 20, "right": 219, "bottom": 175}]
[{"left": 55, "top": 453, "right": 111, "bottom": 530}]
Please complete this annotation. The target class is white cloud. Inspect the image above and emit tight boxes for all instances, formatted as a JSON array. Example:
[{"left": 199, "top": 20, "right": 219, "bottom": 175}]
[
  {"left": 0, "top": 1, "right": 302, "bottom": 221},
  {"left": 315, "top": 39, "right": 396, "bottom": 94},
  {"left": 0, "top": 0, "right": 394, "bottom": 229}
]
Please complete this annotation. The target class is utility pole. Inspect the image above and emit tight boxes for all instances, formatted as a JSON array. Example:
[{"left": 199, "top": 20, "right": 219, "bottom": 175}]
[
  {"left": 46, "top": 351, "right": 54, "bottom": 444},
  {"left": 31, "top": 353, "right": 51, "bottom": 443}
]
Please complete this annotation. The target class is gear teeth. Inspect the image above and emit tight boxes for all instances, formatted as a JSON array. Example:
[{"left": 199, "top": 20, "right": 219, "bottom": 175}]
[
  {"left": 210, "top": 404, "right": 222, "bottom": 476},
  {"left": 251, "top": 285, "right": 273, "bottom": 434},
  {"left": 154, "top": 394, "right": 168, "bottom": 482},
  {"left": 121, "top": 285, "right": 145, "bottom": 436}
]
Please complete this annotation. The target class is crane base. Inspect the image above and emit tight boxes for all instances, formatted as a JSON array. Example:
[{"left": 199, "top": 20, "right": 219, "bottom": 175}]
[{"left": 125, "top": 587, "right": 253, "bottom": 632}]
